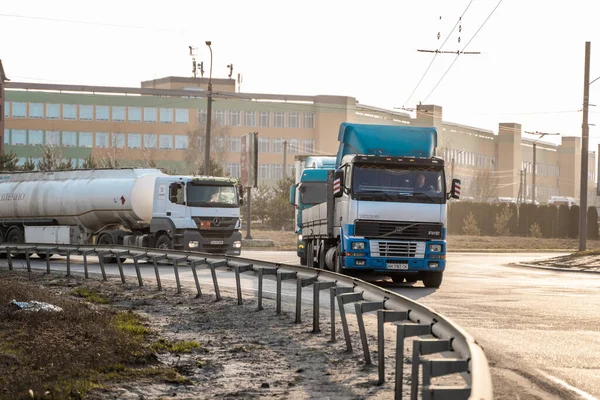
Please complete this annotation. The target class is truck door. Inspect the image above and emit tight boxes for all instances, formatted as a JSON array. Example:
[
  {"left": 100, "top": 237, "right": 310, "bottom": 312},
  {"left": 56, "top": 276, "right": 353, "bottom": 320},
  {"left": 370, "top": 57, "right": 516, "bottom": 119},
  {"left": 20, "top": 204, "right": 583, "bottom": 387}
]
[{"left": 166, "top": 182, "right": 187, "bottom": 224}]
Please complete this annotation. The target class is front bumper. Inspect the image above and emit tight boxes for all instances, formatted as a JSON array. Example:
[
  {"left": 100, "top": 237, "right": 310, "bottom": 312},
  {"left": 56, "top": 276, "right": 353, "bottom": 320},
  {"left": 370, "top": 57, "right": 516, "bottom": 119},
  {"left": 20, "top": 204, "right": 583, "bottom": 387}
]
[
  {"left": 341, "top": 256, "right": 445, "bottom": 273},
  {"left": 183, "top": 230, "right": 242, "bottom": 255}
]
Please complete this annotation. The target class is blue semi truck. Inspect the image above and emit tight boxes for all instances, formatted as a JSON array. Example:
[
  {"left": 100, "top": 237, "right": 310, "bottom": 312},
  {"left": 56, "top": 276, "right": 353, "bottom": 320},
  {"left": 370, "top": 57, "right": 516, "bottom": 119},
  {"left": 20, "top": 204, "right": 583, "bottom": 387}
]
[{"left": 290, "top": 123, "right": 460, "bottom": 288}]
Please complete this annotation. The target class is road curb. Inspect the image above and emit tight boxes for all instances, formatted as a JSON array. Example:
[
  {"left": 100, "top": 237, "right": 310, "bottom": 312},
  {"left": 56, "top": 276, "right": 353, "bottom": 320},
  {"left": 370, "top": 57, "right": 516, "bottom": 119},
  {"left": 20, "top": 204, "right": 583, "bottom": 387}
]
[
  {"left": 508, "top": 262, "right": 600, "bottom": 274},
  {"left": 448, "top": 249, "right": 571, "bottom": 253}
]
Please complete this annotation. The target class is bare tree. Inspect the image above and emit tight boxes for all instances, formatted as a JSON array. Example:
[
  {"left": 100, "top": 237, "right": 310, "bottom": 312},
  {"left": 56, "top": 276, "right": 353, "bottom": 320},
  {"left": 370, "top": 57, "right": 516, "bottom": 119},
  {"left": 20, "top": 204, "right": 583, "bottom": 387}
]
[
  {"left": 37, "top": 144, "right": 73, "bottom": 171},
  {"left": 185, "top": 119, "right": 231, "bottom": 176},
  {"left": 469, "top": 169, "right": 498, "bottom": 202},
  {"left": 97, "top": 132, "right": 126, "bottom": 168}
]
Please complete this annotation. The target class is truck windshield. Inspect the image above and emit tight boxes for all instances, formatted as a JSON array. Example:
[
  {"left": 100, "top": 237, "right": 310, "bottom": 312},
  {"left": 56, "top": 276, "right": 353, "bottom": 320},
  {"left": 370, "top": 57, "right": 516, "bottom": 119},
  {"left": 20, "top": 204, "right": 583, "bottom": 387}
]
[
  {"left": 299, "top": 182, "right": 327, "bottom": 205},
  {"left": 352, "top": 164, "right": 446, "bottom": 204},
  {"left": 187, "top": 184, "right": 239, "bottom": 208}
]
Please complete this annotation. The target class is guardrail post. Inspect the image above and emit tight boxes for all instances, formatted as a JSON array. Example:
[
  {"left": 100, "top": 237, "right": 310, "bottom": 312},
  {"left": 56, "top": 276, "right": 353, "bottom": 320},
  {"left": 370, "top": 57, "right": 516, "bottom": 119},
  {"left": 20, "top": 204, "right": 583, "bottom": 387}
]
[
  {"left": 208, "top": 260, "right": 227, "bottom": 301},
  {"left": 172, "top": 257, "right": 188, "bottom": 294},
  {"left": 115, "top": 251, "right": 129, "bottom": 283},
  {"left": 411, "top": 339, "right": 462, "bottom": 400},
  {"left": 336, "top": 291, "right": 364, "bottom": 352},
  {"left": 97, "top": 252, "right": 108, "bottom": 281},
  {"left": 7, "top": 247, "right": 14, "bottom": 270},
  {"left": 276, "top": 271, "right": 298, "bottom": 315},
  {"left": 233, "top": 263, "right": 254, "bottom": 305},
  {"left": 132, "top": 254, "right": 147, "bottom": 287},
  {"left": 391, "top": 323, "right": 431, "bottom": 400},
  {"left": 354, "top": 301, "right": 385, "bottom": 365},
  {"left": 152, "top": 255, "right": 168, "bottom": 290},
  {"left": 82, "top": 250, "right": 96, "bottom": 279},
  {"left": 257, "top": 267, "right": 278, "bottom": 311},
  {"left": 312, "top": 281, "right": 336, "bottom": 333},
  {"left": 295, "top": 275, "right": 318, "bottom": 323},
  {"left": 44, "top": 247, "right": 57, "bottom": 274},
  {"left": 190, "top": 259, "right": 207, "bottom": 297},
  {"left": 65, "top": 249, "right": 71, "bottom": 277},
  {"left": 330, "top": 286, "right": 353, "bottom": 342},
  {"left": 420, "top": 357, "right": 469, "bottom": 400},
  {"left": 421, "top": 386, "right": 471, "bottom": 400},
  {"left": 377, "top": 310, "right": 408, "bottom": 385}
]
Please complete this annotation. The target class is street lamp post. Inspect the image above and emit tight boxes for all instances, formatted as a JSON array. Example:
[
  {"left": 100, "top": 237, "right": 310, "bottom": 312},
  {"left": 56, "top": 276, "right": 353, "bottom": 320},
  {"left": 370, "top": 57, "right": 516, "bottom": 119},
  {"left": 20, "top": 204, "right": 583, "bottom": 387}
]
[{"left": 204, "top": 41, "right": 213, "bottom": 176}]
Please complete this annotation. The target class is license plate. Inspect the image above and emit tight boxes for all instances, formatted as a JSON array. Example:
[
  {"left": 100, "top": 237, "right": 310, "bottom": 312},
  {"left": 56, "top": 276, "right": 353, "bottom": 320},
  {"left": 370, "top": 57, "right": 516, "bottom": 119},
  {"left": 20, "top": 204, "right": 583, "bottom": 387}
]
[
  {"left": 387, "top": 263, "right": 409, "bottom": 270},
  {"left": 210, "top": 240, "right": 224, "bottom": 245}
]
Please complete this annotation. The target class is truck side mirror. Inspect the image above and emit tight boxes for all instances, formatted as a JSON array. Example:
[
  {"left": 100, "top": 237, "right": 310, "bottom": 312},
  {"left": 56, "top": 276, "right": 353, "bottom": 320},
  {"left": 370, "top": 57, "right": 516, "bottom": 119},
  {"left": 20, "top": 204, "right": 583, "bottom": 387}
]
[
  {"left": 334, "top": 169, "right": 345, "bottom": 198},
  {"left": 449, "top": 178, "right": 461, "bottom": 200},
  {"left": 289, "top": 184, "right": 297, "bottom": 205},
  {"left": 238, "top": 185, "right": 244, "bottom": 206}
]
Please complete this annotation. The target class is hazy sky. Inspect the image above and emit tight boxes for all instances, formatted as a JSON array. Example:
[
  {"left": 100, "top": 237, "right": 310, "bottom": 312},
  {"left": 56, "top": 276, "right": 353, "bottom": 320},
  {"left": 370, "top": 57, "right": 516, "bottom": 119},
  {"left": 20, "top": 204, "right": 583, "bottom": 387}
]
[{"left": 2, "top": 0, "right": 600, "bottom": 151}]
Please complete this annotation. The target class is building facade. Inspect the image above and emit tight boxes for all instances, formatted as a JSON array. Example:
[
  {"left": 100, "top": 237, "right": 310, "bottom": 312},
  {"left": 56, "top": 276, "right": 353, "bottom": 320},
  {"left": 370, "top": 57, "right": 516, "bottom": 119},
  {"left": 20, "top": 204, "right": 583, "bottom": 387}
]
[{"left": 1, "top": 70, "right": 597, "bottom": 205}]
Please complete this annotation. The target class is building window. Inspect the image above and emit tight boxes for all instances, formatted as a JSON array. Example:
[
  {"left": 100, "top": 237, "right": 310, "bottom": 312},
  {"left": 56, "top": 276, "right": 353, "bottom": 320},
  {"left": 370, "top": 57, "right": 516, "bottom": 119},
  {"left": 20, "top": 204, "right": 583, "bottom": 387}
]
[
  {"left": 228, "top": 136, "right": 241, "bottom": 152},
  {"left": 62, "top": 104, "right": 77, "bottom": 120},
  {"left": 214, "top": 137, "right": 225, "bottom": 152},
  {"left": 62, "top": 132, "right": 77, "bottom": 147},
  {"left": 259, "top": 164, "right": 269, "bottom": 180},
  {"left": 198, "top": 109, "right": 207, "bottom": 125},
  {"left": 12, "top": 130, "right": 27, "bottom": 145},
  {"left": 47, "top": 104, "right": 60, "bottom": 120},
  {"left": 112, "top": 133, "right": 126, "bottom": 148},
  {"left": 215, "top": 110, "right": 226, "bottom": 126},
  {"left": 95, "top": 105, "right": 109, "bottom": 121},
  {"left": 175, "top": 135, "right": 188, "bottom": 150},
  {"left": 95, "top": 132, "right": 109, "bottom": 148},
  {"left": 128, "top": 107, "right": 142, "bottom": 122},
  {"left": 12, "top": 102, "right": 27, "bottom": 118},
  {"left": 229, "top": 110, "right": 240, "bottom": 126},
  {"left": 244, "top": 111, "right": 256, "bottom": 127},
  {"left": 288, "top": 112, "right": 300, "bottom": 128},
  {"left": 175, "top": 109, "right": 189, "bottom": 124},
  {"left": 29, "top": 103, "right": 44, "bottom": 119},
  {"left": 303, "top": 113, "right": 315, "bottom": 129},
  {"left": 160, "top": 108, "right": 173, "bottom": 124},
  {"left": 227, "top": 162, "right": 241, "bottom": 178},
  {"left": 127, "top": 133, "right": 142, "bottom": 149},
  {"left": 4, "top": 102, "right": 9, "bottom": 118},
  {"left": 79, "top": 132, "right": 93, "bottom": 148},
  {"left": 272, "top": 138, "right": 284, "bottom": 153},
  {"left": 274, "top": 112, "right": 285, "bottom": 128},
  {"left": 271, "top": 164, "right": 283, "bottom": 180},
  {"left": 144, "top": 107, "right": 157, "bottom": 123},
  {"left": 28, "top": 130, "right": 44, "bottom": 145},
  {"left": 288, "top": 139, "right": 299, "bottom": 154},
  {"left": 258, "top": 112, "right": 270, "bottom": 127},
  {"left": 79, "top": 105, "right": 93, "bottom": 121},
  {"left": 258, "top": 138, "right": 270, "bottom": 153},
  {"left": 144, "top": 134, "right": 157, "bottom": 149},
  {"left": 160, "top": 134, "right": 173, "bottom": 150},
  {"left": 46, "top": 131, "right": 60, "bottom": 146},
  {"left": 4, "top": 129, "right": 10, "bottom": 144},
  {"left": 113, "top": 106, "right": 126, "bottom": 122},
  {"left": 302, "top": 139, "right": 315, "bottom": 154}
]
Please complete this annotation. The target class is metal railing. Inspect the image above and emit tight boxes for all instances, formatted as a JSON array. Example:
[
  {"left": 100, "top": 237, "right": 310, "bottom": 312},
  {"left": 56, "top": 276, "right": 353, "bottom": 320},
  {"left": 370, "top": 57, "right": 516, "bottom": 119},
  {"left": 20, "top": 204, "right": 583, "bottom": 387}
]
[{"left": 0, "top": 244, "right": 493, "bottom": 400}]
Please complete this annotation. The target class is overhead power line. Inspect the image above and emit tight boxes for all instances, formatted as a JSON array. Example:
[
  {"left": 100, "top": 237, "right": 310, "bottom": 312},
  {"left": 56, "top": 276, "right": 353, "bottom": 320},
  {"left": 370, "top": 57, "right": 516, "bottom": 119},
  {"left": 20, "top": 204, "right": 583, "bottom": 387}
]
[{"left": 423, "top": 0, "right": 505, "bottom": 103}]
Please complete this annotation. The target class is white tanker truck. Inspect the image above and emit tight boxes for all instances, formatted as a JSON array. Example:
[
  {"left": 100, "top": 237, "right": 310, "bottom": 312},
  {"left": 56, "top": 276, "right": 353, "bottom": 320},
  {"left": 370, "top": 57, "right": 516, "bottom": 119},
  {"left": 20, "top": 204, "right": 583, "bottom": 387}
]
[{"left": 0, "top": 168, "right": 243, "bottom": 260}]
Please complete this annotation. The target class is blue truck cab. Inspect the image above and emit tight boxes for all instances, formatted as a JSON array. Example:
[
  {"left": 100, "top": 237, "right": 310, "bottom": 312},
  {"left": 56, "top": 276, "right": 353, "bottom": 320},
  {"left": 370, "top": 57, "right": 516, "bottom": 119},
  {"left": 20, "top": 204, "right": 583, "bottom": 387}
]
[{"left": 298, "top": 123, "right": 460, "bottom": 288}]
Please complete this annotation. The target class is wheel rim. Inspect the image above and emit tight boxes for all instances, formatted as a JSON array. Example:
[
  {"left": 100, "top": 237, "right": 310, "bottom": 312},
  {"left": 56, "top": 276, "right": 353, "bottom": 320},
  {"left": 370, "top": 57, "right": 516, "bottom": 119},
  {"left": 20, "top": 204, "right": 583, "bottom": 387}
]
[{"left": 158, "top": 242, "right": 170, "bottom": 250}]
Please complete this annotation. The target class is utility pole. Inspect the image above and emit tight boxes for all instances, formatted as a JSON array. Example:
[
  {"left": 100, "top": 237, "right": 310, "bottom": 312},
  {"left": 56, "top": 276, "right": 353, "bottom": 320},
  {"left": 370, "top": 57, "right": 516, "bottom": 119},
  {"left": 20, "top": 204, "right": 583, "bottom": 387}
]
[
  {"left": 204, "top": 41, "right": 213, "bottom": 176},
  {"left": 517, "top": 169, "right": 524, "bottom": 204},
  {"left": 579, "top": 41, "right": 591, "bottom": 251},
  {"left": 524, "top": 165, "right": 528, "bottom": 202},
  {"left": 282, "top": 140, "right": 288, "bottom": 179},
  {"left": 525, "top": 131, "right": 561, "bottom": 204}
]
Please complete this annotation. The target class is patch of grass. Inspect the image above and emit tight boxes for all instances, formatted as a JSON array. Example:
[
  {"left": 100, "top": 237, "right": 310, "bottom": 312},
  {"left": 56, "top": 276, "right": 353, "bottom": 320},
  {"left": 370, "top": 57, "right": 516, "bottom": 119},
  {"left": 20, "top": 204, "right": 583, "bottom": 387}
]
[
  {"left": 71, "top": 287, "right": 110, "bottom": 304},
  {"left": 151, "top": 337, "right": 201, "bottom": 354},
  {"left": 114, "top": 310, "right": 150, "bottom": 337}
]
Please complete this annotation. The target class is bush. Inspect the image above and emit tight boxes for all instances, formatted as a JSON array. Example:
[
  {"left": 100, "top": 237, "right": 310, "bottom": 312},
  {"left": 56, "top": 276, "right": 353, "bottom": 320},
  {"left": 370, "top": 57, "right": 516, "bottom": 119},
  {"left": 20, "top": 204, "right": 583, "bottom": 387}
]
[
  {"left": 569, "top": 205, "right": 580, "bottom": 238},
  {"left": 588, "top": 206, "right": 599, "bottom": 240},
  {"left": 558, "top": 205, "right": 570, "bottom": 238},
  {"left": 494, "top": 206, "right": 513, "bottom": 236},
  {"left": 462, "top": 212, "right": 481, "bottom": 236},
  {"left": 529, "top": 222, "right": 543, "bottom": 238}
]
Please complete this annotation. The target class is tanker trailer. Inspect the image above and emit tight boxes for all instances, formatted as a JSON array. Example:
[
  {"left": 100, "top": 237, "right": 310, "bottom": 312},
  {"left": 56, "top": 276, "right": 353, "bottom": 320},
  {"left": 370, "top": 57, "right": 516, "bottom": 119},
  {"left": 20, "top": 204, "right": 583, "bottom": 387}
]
[{"left": 0, "top": 168, "right": 243, "bottom": 261}]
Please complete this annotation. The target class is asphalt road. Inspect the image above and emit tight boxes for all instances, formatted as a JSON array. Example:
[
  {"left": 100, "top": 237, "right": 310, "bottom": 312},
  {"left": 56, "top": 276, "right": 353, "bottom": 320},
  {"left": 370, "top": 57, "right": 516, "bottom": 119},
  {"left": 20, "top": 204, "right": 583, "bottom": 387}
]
[{"left": 8, "top": 251, "right": 600, "bottom": 399}]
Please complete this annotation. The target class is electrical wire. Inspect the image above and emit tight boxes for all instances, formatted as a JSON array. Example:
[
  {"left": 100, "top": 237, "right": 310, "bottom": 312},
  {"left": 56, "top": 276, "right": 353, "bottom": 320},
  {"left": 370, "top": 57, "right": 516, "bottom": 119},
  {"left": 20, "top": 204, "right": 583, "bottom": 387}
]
[{"left": 423, "top": 0, "right": 504, "bottom": 103}]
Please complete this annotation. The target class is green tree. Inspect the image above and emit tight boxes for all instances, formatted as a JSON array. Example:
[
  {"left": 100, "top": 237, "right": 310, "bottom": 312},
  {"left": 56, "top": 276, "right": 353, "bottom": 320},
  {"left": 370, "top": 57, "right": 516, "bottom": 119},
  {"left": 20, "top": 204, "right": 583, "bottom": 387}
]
[
  {"left": 494, "top": 206, "right": 513, "bottom": 236},
  {"left": 462, "top": 211, "right": 481, "bottom": 236},
  {"left": 264, "top": 175, "right": 296, "bottom": 230},
  {"left": 82, "top": 154, "right": 98, "bottom": 169},
  {"left": 21, "top": 158, "right": 36, "bottom": 171},
  {"left": 37, "top": 145, "right": 74, "bottom": 171},
  {"left": 192, "top": 157, "right": 229, "bottom": 177},
  {"left": 0, "top": 152, "right": 19, "bottom": 171}
]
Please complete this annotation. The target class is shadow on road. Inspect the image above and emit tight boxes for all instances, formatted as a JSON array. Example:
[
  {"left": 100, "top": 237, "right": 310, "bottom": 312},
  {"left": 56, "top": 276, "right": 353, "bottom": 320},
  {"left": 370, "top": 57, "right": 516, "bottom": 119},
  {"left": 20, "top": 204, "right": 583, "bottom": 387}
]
[{"left": 356, "top": 276, "right": 438, "bottom": 301}]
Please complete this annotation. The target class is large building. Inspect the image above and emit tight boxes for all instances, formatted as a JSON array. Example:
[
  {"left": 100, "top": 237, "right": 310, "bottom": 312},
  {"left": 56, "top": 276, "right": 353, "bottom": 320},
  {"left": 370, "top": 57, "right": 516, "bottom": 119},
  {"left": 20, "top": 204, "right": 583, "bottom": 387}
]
[{"left": 0, "top": 60, "right": 597, "bottom": 205}]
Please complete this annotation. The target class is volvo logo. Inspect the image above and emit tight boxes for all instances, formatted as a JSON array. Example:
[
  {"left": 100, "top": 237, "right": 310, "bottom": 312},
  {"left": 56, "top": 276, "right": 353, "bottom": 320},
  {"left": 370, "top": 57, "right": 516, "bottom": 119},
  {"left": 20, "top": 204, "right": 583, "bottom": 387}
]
[
  {"left": 212, "top": 218, "right": 221, "bottom": 227},
  {"left": 394, "top": 223, "right": 417, "bottom": 234}
]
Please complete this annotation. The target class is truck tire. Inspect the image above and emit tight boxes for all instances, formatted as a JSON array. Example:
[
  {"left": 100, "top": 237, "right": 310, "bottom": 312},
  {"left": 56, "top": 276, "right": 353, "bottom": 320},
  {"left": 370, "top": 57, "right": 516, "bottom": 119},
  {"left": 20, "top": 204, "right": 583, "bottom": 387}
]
[
  {"left": 334, "top": 245, "right": 342, "bottom": 274},
  {"left": 6, "top": 227, "right": 25, "bottom": 259},
  {"left": 422, "top": 272, "right": 443, "bottom": 288},
  {"left": 155, "top": 234, "right": 172, "bottom": 250},
  {"left": 97, "top": 233, "right": 118, "bottom": 264},
  {"left": 306, "top": 241, "right": 314, "bottom": 269},
  {"left": 299, "top": 256, "right": 307, "bottom": 266}
]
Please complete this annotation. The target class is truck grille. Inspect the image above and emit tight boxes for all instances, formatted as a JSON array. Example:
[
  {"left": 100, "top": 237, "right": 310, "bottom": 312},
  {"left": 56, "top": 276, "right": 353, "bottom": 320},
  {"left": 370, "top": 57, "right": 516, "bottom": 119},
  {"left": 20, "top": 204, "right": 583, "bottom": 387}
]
[
  {"left": 192, "top": 217, "right": 237, "bottom": 239},
  {"left": 370, "top": 240, "right": 426, "bottom": 258},
  {"left": 355, "top": 220, "right": 443, "bottom": 240}
]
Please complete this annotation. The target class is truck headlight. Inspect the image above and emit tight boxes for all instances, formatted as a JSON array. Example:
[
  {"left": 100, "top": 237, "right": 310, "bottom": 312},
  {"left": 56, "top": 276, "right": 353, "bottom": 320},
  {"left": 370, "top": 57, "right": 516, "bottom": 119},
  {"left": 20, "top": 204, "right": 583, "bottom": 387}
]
[
  {"left": 298, "top": 234, "right": 303, "bottom": 242},
  {"left": 189, "top": 241, "right": 199, "bottom": 248},
  {"left": 428, "top": 262, "right": 439, "bottom": 268},
  {"left": 351, "top": 242, "right": 365, "bottom": 250},
  {"left": 428, "top": 244, "right": 442, "bottom": 252},
  {"left": 233, "top": 241, "right": 242, "bottom": 248}
]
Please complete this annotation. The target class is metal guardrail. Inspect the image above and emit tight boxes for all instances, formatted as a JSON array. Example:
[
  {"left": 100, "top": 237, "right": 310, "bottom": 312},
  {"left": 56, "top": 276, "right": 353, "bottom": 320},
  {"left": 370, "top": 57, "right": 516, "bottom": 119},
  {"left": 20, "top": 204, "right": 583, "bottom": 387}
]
[{"left": 0, "top": 244, "right": 493, "bottom": 400}]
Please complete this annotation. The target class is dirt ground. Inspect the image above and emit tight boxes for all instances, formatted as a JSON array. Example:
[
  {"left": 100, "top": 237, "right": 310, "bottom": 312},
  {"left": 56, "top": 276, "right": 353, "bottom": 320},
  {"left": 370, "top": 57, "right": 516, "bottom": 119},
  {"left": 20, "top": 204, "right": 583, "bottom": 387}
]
[
  {"left": 523, "top": 249, "right": 600, "bottom": 272},
  {"left": 246, "top": 230, "right": 600, "bottom": 252},
  {"left": 0, "top": 266, "right": 423, "bottom": 400}
]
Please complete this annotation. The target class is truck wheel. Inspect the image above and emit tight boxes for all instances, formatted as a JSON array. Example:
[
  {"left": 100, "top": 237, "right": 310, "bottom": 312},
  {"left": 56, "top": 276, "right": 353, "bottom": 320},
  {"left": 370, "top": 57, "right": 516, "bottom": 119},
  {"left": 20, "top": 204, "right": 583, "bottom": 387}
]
[
  {"left": 299, "top": 256, "right": 307, "bottom": 266},
  {"left": 422, "top": 272, "right": 443, "bottom": 288},
  {"left": 156, "top": 234, "right": 172, "bottom": 250},
  {"left": 6, "top": 228, "right": 25, "bottom": 259},
  {"left": 334, "top": 245, "right": 343, "bottom": 274},
  {"left": 306, "top": 241, "right": 314, "bottom": 268},
  {"left": 97, "top": 233, "right": 118, "bottom": 264},
  {"left": 405, "top": 277, "right": 418, "bottom": 284}
]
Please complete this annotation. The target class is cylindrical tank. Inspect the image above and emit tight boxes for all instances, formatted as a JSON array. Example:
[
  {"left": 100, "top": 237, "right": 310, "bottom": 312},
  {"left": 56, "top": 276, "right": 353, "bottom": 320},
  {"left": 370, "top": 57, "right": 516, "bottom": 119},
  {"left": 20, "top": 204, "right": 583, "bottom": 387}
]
[{"left": 0, "top": 168, "right": 165, "bottom": 232}]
